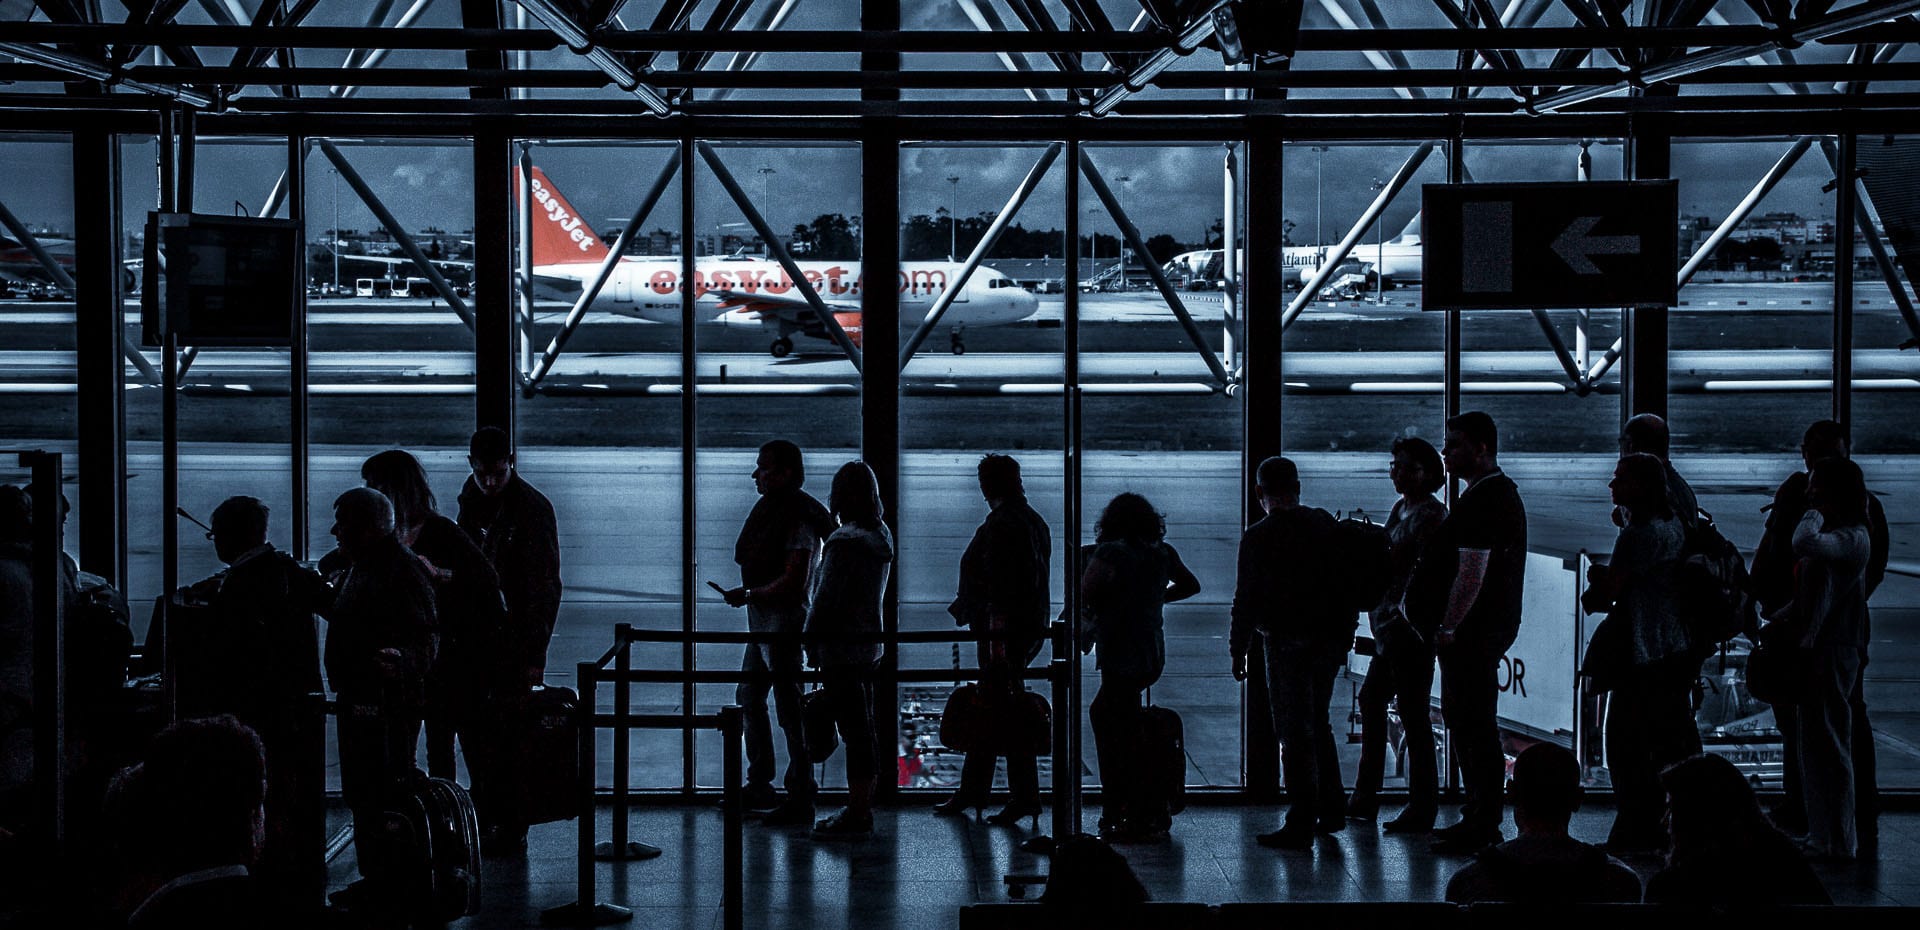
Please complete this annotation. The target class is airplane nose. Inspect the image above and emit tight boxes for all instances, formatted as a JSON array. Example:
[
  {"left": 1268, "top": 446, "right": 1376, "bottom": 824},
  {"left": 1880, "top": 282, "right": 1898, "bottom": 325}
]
[{"left": 1013, "top": 289, "right": 1039, "bottom": 321}]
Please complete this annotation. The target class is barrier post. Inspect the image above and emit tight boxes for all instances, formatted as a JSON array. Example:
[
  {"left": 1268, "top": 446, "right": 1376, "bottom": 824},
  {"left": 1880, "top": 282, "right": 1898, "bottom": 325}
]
[
  {"left": 540, "top": 662, "right": 631, "bottom": 926},
  {"left": 719, "top": 705, "right": 745, "bottom": 930},
  {"left": 1049, "top": 640, "right": 1071, "bottom": 834},
  {"left": 596, "top": 624, "right": 660, "bottom": 861}
]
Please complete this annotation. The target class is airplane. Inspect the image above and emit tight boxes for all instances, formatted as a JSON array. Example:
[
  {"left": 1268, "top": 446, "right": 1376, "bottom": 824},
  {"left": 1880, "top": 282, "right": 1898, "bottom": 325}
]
[
  {"left": 2, "top": 231, "right": 143, "bottom": 296},
  {"left": 339, "top": 166, "right": 1040, "bottom": 357},
  {"left": 1160, "top": 213, "right": 1424, "bottom": 291}
]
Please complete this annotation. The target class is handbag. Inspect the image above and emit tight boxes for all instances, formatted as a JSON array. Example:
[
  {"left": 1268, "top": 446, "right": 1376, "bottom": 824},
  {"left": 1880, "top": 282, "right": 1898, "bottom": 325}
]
[
  {"left": 1744, "top": 624, "right": 1812, "bottom": 706},
  {"left": 801, "top": 685, "right": 839, "bottom": 764},
  {"left": 940, "top": 682, "right": 1052, "bottom": 756}
]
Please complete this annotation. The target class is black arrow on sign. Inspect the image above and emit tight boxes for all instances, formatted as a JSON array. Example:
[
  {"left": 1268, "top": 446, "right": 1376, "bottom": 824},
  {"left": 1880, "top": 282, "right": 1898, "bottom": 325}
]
[{"left": 1550, "top": 216, "right": 1640, "bottom": 274}]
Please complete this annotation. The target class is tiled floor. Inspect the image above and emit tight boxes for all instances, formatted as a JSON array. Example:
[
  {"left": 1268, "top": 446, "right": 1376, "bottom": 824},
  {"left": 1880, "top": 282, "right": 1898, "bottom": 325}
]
[{"left": 327, "top": 801, "right": 1920, "bottom": 929}]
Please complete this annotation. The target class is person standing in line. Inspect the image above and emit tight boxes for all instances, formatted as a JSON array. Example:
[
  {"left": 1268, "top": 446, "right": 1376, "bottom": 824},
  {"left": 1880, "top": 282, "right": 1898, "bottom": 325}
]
[
  {"left": 1349, "top": 438, "right": 1447, "bottom": 833},
  {"left": 804, "top": 461, "right": 894, "bottom": 840},
  {"left": 1418, "top": 411, "right": 1529, "bottom": 856},
  {"left": 1580, "top": 453, "right": 1700, "bottom": 854},
  {"left": 1084, "top": 493, "right": 1200, "bottom": 842},
  {"left": 358, "top": 453, "right": 505, "bottom": 790},
  {"left": 1618, "top": 413, "right": 1699, "bottom": 528},
  {"left": 720, "top": 440, "right": 835, "bottom": 827},
  {"left": 175, "top": 496, "right": 331, "bottom": 900},
  {"left": 936, "top": 454, "right": 1052, "bottom": 825},
  {"left": 455, "top": 427, "right": 562, "bottom": 853},
  {"left": 1230, "top": 457, "right": 1347, "bottom": 851},
  {"left": 1752, "top": 420, "right": 1889, "bottom": 845},
  {"left": 1769, "top": 457, "right": 1873, "bottom": 861},
  {"left": 321, "top": 487, "right": 437, "bottom": 917}
]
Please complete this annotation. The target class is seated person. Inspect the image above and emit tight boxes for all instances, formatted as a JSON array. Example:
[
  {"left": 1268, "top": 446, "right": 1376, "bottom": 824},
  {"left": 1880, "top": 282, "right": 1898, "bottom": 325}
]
[
  {"left": 115, "top": 715, "right": 354, "bottom": 929},
  {"left": 1040, "top": 832, "right": 1149, "bottom": 920},
  {"left": 1445, "top": 743, "right": 1641, "bottom": 904},
  {"left": 1645, "top": 753, "right": 1829, "bottom": 905}
]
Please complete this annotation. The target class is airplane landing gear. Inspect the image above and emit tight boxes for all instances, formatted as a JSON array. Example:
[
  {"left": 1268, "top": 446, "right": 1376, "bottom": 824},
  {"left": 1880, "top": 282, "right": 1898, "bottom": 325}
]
[
  {"left": 771, "top": 337, "right": 793, "bottom": 358},
  {"left": 949, "top": 328, "right": 966, "bottom": 356}
]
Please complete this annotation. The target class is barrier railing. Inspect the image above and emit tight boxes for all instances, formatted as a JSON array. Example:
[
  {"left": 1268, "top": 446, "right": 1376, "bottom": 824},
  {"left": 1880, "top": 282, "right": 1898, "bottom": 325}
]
[{"left": 546, "top": 621, "right": 1073, "bottom": 928}]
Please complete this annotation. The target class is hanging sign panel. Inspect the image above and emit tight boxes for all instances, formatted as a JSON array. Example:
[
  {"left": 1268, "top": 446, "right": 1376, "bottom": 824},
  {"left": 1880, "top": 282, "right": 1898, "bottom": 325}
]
[{"left": 1423, "top": 180, "right": 1678, "bottom": 311}]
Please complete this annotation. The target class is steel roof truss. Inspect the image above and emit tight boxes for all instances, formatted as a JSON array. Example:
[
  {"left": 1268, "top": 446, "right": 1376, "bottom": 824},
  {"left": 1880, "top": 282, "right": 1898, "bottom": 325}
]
[
  {"left": 954, "top": 0, "right": 1052, "bottom": 103},
  {"left": 1818, "top": 140, "right": 1920, "bottom": 344}
]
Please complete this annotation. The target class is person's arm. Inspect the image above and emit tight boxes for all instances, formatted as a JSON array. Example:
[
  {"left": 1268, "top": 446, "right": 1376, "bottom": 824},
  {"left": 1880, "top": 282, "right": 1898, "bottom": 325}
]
[
  {"left": 525, "top": 496, "right": 563, "bottom": 634},
  {"left": 1229, "top": 534, "right": 1257, "bottom": 679},
  {"left": 1434, "top": 549, "right": 1489, "bottom": 647},
  {"left": 1867, "top": 493, "right": 1889, "bottom": 599},
  {"left": 1162, "top": 544, "right": 1200, "bottom": 604}
]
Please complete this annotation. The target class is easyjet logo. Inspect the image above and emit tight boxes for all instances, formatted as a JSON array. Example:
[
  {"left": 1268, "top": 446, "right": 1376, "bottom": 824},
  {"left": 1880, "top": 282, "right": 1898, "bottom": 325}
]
[{"left": 530, "top": 177, "right": 595, "bottom": 253}]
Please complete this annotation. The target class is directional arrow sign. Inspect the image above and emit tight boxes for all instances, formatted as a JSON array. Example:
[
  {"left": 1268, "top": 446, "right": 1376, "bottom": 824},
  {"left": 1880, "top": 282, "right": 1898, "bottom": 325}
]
[{"left": 1423, "top": 180, "right": 1678, "bottom": 311}]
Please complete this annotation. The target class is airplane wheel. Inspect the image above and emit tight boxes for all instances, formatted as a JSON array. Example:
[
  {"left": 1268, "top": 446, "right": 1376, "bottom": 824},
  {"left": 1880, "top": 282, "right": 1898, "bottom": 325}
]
[
  {"left": 771, "top": 338, "right": 794, "bottom": 358},
  {"left": 950, "top": 339, "right": 966, "bottom": 356}
]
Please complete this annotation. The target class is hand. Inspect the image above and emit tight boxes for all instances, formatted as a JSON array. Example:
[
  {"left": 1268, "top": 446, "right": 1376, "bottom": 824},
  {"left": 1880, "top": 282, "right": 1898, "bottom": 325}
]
[
  {"left": 1434, "top": 627, "right": 1457, "bottom": 648},
  {"left": 1232, "top": 653, "right": 1249, "bottom": 681},
  {"left": 416, "top": 554, "right": 448, "bottom": 583},
  {"left": 722, "top": 586, "right": 749, "bottom": 608}
]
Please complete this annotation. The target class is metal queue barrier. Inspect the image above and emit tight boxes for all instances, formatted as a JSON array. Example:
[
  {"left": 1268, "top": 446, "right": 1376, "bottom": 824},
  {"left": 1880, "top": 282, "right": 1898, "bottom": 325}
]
[{"left": 546, "top": 622, "right": 1073, "bottom": 928}]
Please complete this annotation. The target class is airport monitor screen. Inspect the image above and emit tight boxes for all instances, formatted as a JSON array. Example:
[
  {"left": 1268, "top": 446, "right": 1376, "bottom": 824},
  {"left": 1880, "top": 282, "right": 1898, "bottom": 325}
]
[{"left": 142, "top": 212, "right": 298, "bottom": 346}]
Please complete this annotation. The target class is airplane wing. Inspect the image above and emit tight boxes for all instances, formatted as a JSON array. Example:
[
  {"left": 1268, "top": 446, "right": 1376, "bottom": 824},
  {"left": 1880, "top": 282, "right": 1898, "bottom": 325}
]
[
  {"left": 710, "top": 288, "right": 854, "bottom": 322},
  {"left": 336, "top": 253, "right": 581, "bottom": 298},
  {"left": 337, "top": 253, "right": 474, "bottom": 276}
]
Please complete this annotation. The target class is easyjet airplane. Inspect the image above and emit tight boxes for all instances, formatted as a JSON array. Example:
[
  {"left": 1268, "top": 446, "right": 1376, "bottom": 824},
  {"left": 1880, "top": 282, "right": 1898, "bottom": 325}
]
[{"left": 343, "top": 166, "right": 1039, "bottom": 356}]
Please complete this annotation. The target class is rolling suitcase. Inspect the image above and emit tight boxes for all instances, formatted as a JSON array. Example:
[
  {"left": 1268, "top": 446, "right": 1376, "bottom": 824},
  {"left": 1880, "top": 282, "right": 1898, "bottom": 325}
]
[
  {"left": 389, "top": 773, "right": 482, "bottom": 924},
  {"left": 1138, "top": 701, "right": 1187, "bottom": 817},
  {"left": 513, "top": 684, "right": 582, "bottom": 826}
]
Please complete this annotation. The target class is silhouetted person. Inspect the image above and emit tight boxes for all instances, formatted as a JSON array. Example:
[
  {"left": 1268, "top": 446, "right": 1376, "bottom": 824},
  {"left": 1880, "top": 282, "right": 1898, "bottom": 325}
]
[
  {"left": 937, "top": 454, "right": 1051, "bottom": 824},
  {"left": 1618, "top": 413, "right": 1698, "bottom": 528},
  {"left": 1645, "top": 753, "right": 1829, "bottom": 905},
  {"left": 721, "top": 440, "right": 834, "bottom": 826},
  {"left": 356, "top": 452, "right": 505, "bottom": 793},
  {"left": 173, "top": 496, "right": 330, "bottom": 900},
  {"left": 1580, "top": 453, "right": 1700, "bottom": 853},
  {"left": 805, "top": 462, "right": 893, "bottom": 840},
  {"left": 1350, "top": 438, "right": 1446, "bottom": 833},
  {"left": 1039, "top": 833, "right": 1150, "bottom": 922},
  {"left": 455, "top": 428, "right": 560, "bottom": 852},
  {"left": 1765, "top": 456, "right": 1872, "bottom": 861},
  {"left": 1231, "top": 457, "right": 1346, "bottom": 851},
  {"left": 1444, "top": 742, "right": 1639, "bottom": 904},
  {"left": 1084, "top": 493, "right": 1199, "bottom": 842},
  {"left": 456, "top": 427, "right": 561, "bottom": 687},
  {"left": 1753, "top": 420, "right": 1888, "bottom": 845},
  {"left": 1417, "top": 412, "right": 1528, "bottom": 855},
  {"left": 0, "top": 486, "right": 37, "bottom": 836},
  {"left": 323, "top": 487, "right": 437, "bottom": 915}
]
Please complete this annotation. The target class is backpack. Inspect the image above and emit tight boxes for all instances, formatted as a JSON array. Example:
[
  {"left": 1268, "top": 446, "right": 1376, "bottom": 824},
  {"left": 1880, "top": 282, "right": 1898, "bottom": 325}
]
[
  {"left": 1332, "top": 514, "right": 1392, "bottom": 614},
  {"left": 1674, "top": 509, "right": 1758, "bottom": 649}
]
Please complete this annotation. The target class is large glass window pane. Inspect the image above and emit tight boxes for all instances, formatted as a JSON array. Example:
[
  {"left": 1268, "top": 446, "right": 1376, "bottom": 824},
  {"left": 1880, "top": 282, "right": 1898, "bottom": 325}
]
[
  {"left": 0, "top": 132, "right": 77, "bottom": 545},
  {"left": 692, "top": 141, "right": 863, "bottom": 789},
  {"left": 509, "top": 141, "right": 688, "bottom": 790}
]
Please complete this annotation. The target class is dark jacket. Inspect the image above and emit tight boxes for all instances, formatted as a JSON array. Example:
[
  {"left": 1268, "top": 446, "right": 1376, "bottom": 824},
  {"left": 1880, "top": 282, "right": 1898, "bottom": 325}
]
[
  {"left": 322, "top": 535, "right": 437, "bottom": 701},
  {"left": 732, "top": 486, "right": 835, "bottom": 608},
  {"left": 175, "top": 546, "right": 329, "bottom": 725},
  {"left": 1444, "top": 835, "right": 1642, "bottom": 904},
  {"left": 1230, "top": 505, "right": 1346, "bottom": 660},
  {"left": 1645, "top": 832, "right": 1831, "bottom": 906},
  {"left": 457, "top": 471, "right": 563, "bottom": 672},
  {"left": 951, "top": 495, "right": 1052, "bottom": 662},
  {"left": 1755, "top": 470, "right": 1889, "bottom": 611},
  {"left": 1083, "top": 539, "right": 1198, "bottom": 681},
  {"left": 410, "top": 514, "right": 508, "bottom": 679}
]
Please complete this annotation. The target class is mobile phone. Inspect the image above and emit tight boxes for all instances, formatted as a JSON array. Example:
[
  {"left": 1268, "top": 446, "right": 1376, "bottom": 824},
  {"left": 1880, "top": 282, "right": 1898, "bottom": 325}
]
[{"left": 706, "top": 580, "right": 729, "bottom": 596}]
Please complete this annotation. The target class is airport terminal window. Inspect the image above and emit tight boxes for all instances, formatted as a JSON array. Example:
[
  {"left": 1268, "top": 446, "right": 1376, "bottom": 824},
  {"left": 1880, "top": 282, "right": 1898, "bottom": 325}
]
[
  {"left": 506, "top": 141, "right": 689, "bottom": 790},
  {"left": 690, "top": 141, "right": 863, "bottom": 790},
  {"left": 0, "top": 133, "right": 77, "bottom": 545},
  {"left": 898, "top": 142, "right": 1068, "bottom": 793}
]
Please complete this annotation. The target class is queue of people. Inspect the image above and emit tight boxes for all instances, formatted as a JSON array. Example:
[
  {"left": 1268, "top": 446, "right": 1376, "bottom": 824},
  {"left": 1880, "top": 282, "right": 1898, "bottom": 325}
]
[{"left": 0, "top": 410, "right": 1895, "bottom": 922}]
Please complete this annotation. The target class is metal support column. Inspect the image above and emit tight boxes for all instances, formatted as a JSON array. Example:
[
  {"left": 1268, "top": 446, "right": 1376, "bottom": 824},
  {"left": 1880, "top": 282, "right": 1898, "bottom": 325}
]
[
  {"left": 518, "top": 144, "right": 535, "bottom": 385},
  {"left": 1241, "top": 118, "right": 1283, "bottom": 797},
  {"left": 72, "top": 128, "right": 127, "bottom": 585},
  {"left": 472, "top": 131, "right": 515, "bottom": 434},
  {"left": 1819, "top": 138, "right": 1919, "bottom": 352},
  {"left": 21, "top": 451, "right": 66, "bottom": 849},
  {"left": 1062, "top": 140, "right": 1085, "bottom": 826},
  {"left": 1833, "top": 134, "right": 1855, "bottom": 433},
  {"left": 860, "top": 105, "right": 903, "bottom": 800},
  {"left": 1624, "top": 126, "right": 1670, "bottom": 421},
  {"left": 679, "top": 135, "right": 699, "bottom": 794},
  {"left": 1222, "top": 143, "right": 1240, "bottom": 375},
  {"left": 289, "top": 134, "right": 309, "bottom": 559},
  {"left": 1445, "top": 136, "right": 1464, "bottom": 425}
]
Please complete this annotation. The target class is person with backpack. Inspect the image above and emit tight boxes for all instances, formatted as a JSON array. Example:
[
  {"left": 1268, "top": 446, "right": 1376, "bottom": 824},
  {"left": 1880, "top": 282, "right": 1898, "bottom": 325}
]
[
  {"left": 1349, "top": 437, "right": 1448, "bottom": 833},
  {"left": 1579, "top": 453, "right": 1700, "bottom": 854},
  {"left": 1618, "top": 413, "right": 1698, "bottom": 530},
  {"left": 1083, "top": 493, "right": 1200, "bottom": 842},
  {"left": 1231, "top": 457, "right": 1349, "bottom": 851}
]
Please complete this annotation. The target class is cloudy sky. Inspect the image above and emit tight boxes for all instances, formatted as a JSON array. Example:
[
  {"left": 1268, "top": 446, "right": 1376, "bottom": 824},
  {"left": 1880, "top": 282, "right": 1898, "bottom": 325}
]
[{"left": 2, "top": 0, "right": 1853, "bottom": 246}]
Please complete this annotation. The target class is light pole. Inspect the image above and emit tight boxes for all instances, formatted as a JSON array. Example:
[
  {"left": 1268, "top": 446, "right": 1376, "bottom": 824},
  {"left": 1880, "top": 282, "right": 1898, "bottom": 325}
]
[
  {"left": 1113, "top": 176, "right": 1130, "bottom": 288},
  {"left": 1371, "top": 175, "right": 1386, "bottom": 305},
  {"left": 946, "top": 175, "right": 960, "bottom": 261},
  {"left": 1312, "top": 146, "right": 1329, "bottom": 244},
  {"left": 758, "top": 167, "right": 777, "bottom": 253},
  {"left": 1086, "top": 207, "right": 1103, "bottom": 286},
  {"left": 330, "top": 166, "right": 340, "bottom": 293}
]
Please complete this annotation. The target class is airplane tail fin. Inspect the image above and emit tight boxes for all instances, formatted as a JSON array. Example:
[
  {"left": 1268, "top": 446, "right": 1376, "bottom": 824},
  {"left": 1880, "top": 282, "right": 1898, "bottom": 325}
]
[
  {"left": 516, "top": 166, "right": 612, "bottom": 266},
  {"left": 1393, "top": 212, "right": 1422, "bottom": 245}
]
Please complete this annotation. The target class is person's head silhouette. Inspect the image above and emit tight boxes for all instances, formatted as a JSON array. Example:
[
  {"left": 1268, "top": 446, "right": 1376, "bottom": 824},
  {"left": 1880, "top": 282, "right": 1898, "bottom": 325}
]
[{"left": 209, "top": 496, "right": 270, "bottom": 565}]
